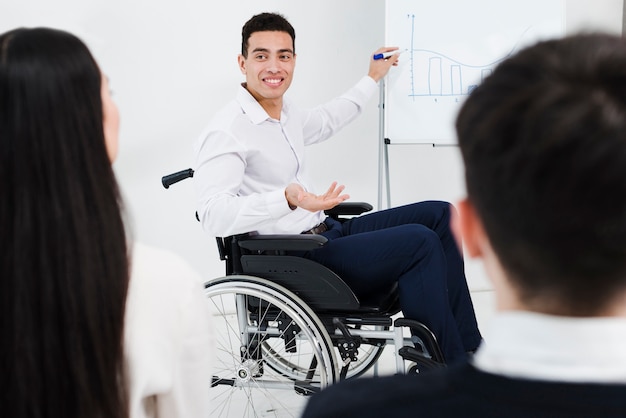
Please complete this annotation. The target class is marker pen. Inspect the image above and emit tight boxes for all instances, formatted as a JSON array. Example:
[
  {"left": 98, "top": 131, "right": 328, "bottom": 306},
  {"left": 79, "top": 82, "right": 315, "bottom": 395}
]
[{"left": 373, "top": 49, "right": 407, "bottom": 60}]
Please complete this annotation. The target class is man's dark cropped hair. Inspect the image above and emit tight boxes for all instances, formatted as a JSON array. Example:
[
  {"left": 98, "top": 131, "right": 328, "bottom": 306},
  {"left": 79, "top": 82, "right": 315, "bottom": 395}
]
[
  {"left": 241, "top": 12, "right": 296, "bottom": 57},
  {"left": 456, "top": 33, "right": 626, "bottom": 316}
]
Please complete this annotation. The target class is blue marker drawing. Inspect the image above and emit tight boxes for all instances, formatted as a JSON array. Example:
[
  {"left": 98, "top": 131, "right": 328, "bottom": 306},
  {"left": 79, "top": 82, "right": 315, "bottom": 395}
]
[
  {"left": 383, "top": 0, "right": 565, "bottom": 144},
  {"left": 416, "top": 48, "right": 505, "bottom": 97},
  {"left": 406, "top": 15, "right": 519, "bottom": 98}
]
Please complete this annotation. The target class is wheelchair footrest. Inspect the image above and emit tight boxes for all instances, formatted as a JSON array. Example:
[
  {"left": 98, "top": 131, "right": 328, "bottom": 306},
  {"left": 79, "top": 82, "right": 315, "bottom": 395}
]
[
  {"left": 398, "top": 346, "right": 446, "bottom": 373},
  {"left": 394, "top": 317, "right": 445, "bottom": 363}
]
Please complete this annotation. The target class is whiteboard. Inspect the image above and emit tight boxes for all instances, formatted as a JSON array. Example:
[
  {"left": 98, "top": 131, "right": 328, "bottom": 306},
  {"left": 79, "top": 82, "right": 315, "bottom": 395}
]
[{"left": 384, "top": 0, "right": 566, "bottom": 144}]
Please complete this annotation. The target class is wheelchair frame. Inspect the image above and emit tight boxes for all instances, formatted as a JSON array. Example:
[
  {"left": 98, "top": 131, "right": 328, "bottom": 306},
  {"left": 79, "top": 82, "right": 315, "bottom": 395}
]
[{"left": 162, "top": 169, "right": 445, "bottom": 416}]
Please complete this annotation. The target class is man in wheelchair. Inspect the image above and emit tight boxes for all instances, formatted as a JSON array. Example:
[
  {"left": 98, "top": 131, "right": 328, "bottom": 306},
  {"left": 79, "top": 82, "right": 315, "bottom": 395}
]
[{"left": 193, "top": 11, "right": 482, "bottom": 367}]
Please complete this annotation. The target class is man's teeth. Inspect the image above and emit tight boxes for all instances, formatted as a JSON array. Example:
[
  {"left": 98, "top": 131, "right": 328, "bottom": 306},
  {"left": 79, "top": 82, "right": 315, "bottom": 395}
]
[{"left": 265, "top": 78, "right": 282, "bottom": 84}]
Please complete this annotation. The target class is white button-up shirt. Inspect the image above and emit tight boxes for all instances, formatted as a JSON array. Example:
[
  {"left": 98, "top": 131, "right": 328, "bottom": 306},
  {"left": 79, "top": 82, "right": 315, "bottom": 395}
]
[
  {"left": 474, "top": 311, "right": 626, "bottom": 383},
  {"left": 193, "top": 76, "right": 377, "bottom": 237}
]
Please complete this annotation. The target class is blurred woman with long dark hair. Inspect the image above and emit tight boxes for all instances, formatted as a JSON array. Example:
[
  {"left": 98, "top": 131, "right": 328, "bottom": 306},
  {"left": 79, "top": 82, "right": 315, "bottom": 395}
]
[{"left": 0, "top": 27, "right": 212, "bottom": 418}]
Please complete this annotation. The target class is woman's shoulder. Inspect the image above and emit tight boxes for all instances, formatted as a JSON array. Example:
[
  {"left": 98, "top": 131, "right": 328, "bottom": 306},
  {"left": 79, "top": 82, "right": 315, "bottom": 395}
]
[
  {"left": 129, "top": 242, "right": 205, "bottom": 290},
  {"left": 126, "top": 242, "right": 208, "bottom": 325}
]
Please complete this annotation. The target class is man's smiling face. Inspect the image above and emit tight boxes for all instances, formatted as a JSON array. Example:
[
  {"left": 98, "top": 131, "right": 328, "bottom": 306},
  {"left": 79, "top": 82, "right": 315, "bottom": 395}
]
[{"left": 238, "top": 30, "right": 296, "bottom": 112}]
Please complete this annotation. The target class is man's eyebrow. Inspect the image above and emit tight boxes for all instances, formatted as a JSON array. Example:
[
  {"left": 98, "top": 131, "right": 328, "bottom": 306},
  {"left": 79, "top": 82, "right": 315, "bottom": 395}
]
[{"left": 250, "top": 47, "right": 294, "bottom": 54}]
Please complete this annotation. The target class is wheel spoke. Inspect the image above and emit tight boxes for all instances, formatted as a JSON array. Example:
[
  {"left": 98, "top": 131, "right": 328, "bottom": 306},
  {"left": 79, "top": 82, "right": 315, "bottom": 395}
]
[{"left": 205, "top": 277, "right": 337, "bottom": 416}]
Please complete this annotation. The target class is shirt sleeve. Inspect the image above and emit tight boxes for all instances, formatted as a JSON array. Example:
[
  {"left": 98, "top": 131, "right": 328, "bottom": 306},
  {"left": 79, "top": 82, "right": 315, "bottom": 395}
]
[
  {"left": 301, "top": 75, "right": 378, "bottom": 145},
  {"left": 193, "top": 128, "right": 294, "bottom": 237}
]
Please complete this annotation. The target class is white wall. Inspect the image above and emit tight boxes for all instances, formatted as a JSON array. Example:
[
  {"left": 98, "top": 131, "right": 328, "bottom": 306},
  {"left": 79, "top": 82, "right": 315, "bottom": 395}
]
[{"left": 1, "top": 0, "right": 622, "bottom": 290}]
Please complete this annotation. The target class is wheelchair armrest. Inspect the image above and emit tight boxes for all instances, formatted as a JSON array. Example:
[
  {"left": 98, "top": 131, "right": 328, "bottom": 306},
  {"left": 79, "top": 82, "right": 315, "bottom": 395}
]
[
  {"left": 324, "top": 202, "right": 373, "bottom": 219},
  {"left": 237, "top": 234, "right": 328, "bottom": 252}
]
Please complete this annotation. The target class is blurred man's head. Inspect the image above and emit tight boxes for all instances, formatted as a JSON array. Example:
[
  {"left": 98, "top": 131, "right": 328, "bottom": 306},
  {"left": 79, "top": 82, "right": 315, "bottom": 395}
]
[{"left": 456, "top": 33, "right": 626, "bottom": 316}]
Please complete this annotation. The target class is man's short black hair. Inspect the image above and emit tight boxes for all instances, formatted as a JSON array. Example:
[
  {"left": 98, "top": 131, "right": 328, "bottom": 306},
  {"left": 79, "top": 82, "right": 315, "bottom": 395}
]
[
  {"left": 241, "top": 12, "right": 295, "bottom": 58},
  {"left": 456, "top": 33, "right": 626, "bottom": 315}
]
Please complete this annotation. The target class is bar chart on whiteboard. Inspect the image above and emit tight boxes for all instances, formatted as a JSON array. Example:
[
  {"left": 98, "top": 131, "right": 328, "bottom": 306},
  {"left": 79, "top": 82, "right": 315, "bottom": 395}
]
[{"left": 384, "top": 0, "right": 565, "bottom": 144}]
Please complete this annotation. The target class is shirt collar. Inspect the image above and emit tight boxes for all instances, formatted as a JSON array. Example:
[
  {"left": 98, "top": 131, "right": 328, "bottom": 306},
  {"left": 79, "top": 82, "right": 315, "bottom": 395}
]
[
  {"left": 473, "top": 311, "right": 626, "bottom": 383},
  {"left": 237, "top": 83, "right": 290, "bottom": 125}
]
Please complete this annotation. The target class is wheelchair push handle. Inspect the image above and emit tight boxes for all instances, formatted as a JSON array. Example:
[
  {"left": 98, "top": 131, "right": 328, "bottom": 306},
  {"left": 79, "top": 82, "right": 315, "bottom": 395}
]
[{"left": 162, "top": 168, "right": 194, "bottom": 189}]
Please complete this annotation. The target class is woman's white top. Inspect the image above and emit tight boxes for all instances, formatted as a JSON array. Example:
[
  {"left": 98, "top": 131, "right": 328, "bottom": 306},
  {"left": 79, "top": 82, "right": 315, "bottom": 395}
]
[{"left": 124, "top": 242, "right": 213, "bottom": 418}]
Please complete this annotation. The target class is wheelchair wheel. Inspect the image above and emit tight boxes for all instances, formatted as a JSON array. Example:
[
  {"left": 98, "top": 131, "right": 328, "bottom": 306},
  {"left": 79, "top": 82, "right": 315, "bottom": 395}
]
[{"left": 206, "top": 275, "right": 338, "bottom": 417}]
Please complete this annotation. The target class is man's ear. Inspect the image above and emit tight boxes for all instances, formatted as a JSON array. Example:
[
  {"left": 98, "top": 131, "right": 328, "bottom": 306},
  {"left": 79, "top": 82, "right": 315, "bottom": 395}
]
[
  {"left": 238, "top": 54, "right": 246, "bottom": 74},
  {"left": 456, "top": 198, "right": 486, "bottom": 258}
]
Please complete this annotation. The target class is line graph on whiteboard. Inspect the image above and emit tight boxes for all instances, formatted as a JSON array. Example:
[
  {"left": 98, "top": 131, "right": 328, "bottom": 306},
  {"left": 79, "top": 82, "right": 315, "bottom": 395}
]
[
  {"left": 409, "top": 46, "right": 502, "bottom": 99},
  {"left": 406, "top": 18, "right": 527, "bottom": 99},
  {"left": 384, "top": 0, "right": 565, "bottom": 144}
]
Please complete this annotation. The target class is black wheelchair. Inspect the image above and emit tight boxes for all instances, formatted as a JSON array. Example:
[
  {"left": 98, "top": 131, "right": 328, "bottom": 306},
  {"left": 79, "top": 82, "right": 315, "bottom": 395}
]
[{"left": 162, "top": 169, "right": 445, "bottom": 416}]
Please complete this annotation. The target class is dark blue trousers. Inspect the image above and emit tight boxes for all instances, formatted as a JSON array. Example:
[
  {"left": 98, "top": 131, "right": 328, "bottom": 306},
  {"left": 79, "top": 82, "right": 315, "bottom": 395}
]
[{"left": 302, "top": 201, "right": 482, "bottom": 364}]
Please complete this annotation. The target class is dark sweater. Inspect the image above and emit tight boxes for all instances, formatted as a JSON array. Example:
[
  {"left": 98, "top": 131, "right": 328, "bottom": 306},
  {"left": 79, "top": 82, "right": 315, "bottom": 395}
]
[{"left": 301, "top": 363, "right": 626, "bottom": 417}]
